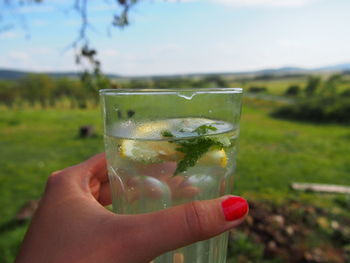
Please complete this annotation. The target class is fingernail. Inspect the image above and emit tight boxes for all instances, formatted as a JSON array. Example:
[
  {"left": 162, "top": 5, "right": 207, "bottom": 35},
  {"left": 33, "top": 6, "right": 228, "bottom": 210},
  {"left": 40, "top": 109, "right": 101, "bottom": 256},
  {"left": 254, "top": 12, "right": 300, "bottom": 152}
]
[{"left": 221, "top": 196, "right": 248, "bottom": 221}]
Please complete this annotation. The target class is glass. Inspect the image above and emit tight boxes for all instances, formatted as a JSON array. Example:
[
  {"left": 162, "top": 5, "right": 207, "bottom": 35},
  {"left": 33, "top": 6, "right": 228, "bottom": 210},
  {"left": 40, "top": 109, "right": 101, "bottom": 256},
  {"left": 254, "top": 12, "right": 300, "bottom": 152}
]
[{"left": 100, "top": 88, "right": 243, "bottom": 263}]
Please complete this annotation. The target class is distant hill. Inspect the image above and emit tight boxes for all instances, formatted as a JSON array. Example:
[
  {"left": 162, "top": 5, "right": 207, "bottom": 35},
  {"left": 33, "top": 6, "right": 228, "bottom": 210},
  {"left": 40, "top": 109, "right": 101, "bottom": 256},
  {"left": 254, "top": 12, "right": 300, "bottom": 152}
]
[
  {"left": 0, "top": 69, "right": 121, "bottom": 81},
  {"left": 254, "top": 66, "right": 305, "bottom": 75},
  {"left": 313, "top": 62, "right": 350, "bottom": 72},
  {"left": 0, "top": 69, "right": 30, "bottom": 80},
  {"left": 1, "top": 62, "right": 350, "bottom": 80}
]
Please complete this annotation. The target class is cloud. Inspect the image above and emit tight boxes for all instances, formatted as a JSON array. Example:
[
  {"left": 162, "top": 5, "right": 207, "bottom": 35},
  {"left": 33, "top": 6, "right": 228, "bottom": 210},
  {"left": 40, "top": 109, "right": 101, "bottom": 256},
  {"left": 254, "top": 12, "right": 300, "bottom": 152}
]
[
  {"left": 8, "top": 51, "right": 29, "bottom": 61},
  {"left": 276, "top": 39, "right": 302, "bottom": 48},
  {"left": 0, "top": 47, "right": 77, "bottom": 72},
  {"left": 99, "top": 48, "right": 119, "bottom": 57},
  {"left": 210, "top": 0, "right": 316, "bottom": 8}
]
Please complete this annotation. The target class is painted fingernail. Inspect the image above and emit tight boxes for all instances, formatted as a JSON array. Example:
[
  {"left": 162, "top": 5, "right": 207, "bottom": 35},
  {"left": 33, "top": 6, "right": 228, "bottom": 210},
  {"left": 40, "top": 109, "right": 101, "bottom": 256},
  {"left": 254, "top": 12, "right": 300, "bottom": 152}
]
[{"left": 221, "top": 196, "right": 248, "bottom": 221}]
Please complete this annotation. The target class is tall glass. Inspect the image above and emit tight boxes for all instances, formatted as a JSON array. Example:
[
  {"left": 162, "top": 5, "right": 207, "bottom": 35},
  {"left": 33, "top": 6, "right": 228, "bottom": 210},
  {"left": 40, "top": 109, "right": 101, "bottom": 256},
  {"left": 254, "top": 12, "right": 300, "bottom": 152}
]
[{"left": 100, "top": 88, "right": 243, "bottom": 263}]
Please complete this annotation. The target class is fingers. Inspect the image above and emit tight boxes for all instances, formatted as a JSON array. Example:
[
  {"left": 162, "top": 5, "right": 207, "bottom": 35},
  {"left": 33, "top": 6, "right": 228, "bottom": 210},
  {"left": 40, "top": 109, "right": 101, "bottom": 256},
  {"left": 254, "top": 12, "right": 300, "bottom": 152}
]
[
  {"left": 46, "top": 153, "right": 108, "bottom": 199},
  {"left": 127, "top": 196, "right": 248, "bottom": 258},
  {"left": 98, "top": 182, "right": 112, "bottom": 206},
  {"left": 52, "top": 153, "right": 107, "bottom": 182},
  {"left": 81, "top": 153, "right": 108, "bottom": 182}
]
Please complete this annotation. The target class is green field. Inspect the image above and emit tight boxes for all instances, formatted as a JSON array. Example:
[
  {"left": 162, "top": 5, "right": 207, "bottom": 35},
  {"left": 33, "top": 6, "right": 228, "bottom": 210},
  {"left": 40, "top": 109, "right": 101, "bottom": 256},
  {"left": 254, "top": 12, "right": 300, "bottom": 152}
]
[{"left": 1, "top": 98, "right": 349, "bottom": 262}]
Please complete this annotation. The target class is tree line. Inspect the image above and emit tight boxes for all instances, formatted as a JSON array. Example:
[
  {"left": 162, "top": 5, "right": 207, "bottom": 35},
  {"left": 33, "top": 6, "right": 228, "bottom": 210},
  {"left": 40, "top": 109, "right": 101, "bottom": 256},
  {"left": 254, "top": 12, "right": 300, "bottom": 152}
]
[
  {"left": 0, "top": 74, "right": 229, "bottom": 108},
  {"left": 0, "top": 74, "right": 99, "bottom": 108},
  {"left": 272, "top": 74, "right": 350, "bottom": 124}
]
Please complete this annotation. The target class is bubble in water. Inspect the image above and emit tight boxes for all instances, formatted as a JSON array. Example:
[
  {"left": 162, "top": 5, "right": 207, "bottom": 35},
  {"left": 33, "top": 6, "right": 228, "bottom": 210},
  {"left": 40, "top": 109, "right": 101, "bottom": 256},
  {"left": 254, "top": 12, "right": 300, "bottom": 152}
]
[{"left": 113, "top": 105, "right": 122, "bottom": 119}]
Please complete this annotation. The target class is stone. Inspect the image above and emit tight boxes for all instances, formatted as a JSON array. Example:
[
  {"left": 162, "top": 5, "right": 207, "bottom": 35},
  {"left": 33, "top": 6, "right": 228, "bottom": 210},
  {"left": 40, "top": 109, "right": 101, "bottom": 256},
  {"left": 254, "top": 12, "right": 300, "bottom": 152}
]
[{"left": 79, "top": 125, "right": 95, "bottom": 138}]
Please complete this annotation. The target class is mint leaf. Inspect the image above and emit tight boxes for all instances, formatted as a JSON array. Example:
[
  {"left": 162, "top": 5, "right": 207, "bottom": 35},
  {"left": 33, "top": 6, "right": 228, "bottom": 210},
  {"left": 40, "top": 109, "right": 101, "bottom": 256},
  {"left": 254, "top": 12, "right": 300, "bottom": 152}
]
[
  {"left": 161, "top": 130, "right": 174, "bottom": 138},
  {"left": 194, "top": 124, "right": 218, "bottom": 135},
  {"left": 211, "top": 135, "right": 231, "bottom": 147},
  {"left": 173, "top": 137, "right": 224, "bottom": 175}
]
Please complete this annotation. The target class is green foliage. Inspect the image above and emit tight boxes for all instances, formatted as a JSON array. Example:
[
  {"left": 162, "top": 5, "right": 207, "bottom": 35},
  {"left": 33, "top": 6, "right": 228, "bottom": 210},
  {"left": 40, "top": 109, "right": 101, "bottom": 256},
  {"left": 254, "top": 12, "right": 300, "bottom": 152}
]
[
  {"left": 248, "top": 86, "right": 267, "bottom": 93},
  {"left": 193, "top": 124, "right": 218, "bottom": 135},
  {"left": 169, "top": 124, "right": 226, "bottom": 175},
  {"left": 123, "top": 77, "right": 211, "bottom": 90},
  {"left": 174, "top": 137, "right": 219, "bottom": 175},
  {"left": 161, "top": 130, "right": 174, "bottom": 138},
  {"left": 272, "top": 96, "right": 350, "bottom": 123},
  {"left": 228, "top": 231, "right": 267, "bottom": 263},
  {"left": 0, "top": 80, "right": 20, "bottom": 107},
  {"left": 285, "top": 85, "right": 300, "bottom": 96},
  {"left": 341, "top": 89, "right": 350, "bottom": 97},
  {"left": 0, "top": 74, "right": 232, "bottom": 109},
  {"left": 273, "top": 74, "right": 350, "bottom": 124},
  {"left": 0, "top": 74, "right": 102, "bottom": 109},
  {"left": 333, "top": 195, "right": 350, "bottom": 210},
  {"left": 305, "top": 75, "right": 321, "bottom": 97},
  {"left": 202, "top": 75, "right": 229, "bottom": 87},
  {"left": 19, "top": 74, "right": 54, "bottom": 106}
]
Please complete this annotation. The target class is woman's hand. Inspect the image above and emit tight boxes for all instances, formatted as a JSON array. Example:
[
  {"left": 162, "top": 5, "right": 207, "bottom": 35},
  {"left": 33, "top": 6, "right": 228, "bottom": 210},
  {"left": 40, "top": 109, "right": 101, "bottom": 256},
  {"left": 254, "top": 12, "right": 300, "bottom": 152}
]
[{"left": 15, "top": 153, "right": 248, "bottom": 263}]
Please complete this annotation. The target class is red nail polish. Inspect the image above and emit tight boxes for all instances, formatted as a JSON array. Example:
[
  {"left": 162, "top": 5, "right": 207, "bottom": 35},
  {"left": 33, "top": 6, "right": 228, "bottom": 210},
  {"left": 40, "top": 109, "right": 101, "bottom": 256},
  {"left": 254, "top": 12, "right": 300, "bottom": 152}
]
[{"left": 221, "top": 196, "right": 248, "bottom": 221}]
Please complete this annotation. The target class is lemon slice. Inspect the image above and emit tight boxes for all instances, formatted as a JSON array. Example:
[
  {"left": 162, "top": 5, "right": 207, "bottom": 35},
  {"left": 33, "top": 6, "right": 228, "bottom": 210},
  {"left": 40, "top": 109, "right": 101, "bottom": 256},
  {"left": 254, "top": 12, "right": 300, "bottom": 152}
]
[
  {"left": 120, "top": 140, "right": 182, "bottom": 163},
  {"left": 121, "top": 140, "right": 159, "bottom": 163},
  {"left": 199, "top": 148, "right": 228, "bottom": 167},
  {"left": 135, "top": 121, "right": 170, "bottom": 138},
  {"left": 120, "top": 118, "right": 229, "bottom": 167},
  {"left": 121, "top": 139, "right": 227, "bottom": 167}
]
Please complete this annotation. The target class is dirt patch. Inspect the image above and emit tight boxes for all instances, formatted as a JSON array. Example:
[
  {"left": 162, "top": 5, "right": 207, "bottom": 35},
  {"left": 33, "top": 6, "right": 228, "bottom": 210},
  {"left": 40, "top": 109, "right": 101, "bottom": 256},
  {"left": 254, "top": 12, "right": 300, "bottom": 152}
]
[{"left": 230, "top": 200, "right": 350, "bottom": 263}]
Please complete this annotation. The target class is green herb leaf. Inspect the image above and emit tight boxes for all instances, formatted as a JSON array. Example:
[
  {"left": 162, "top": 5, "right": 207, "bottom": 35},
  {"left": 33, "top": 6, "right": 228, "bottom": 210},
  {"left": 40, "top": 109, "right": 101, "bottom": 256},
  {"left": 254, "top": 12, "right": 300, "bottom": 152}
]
[
  {"left": 161, "top": 130, "right": 174, "bottom": 138},
  {"left": 173, "top": 137, "right": 224, "bottom": 175},
  {"left": 194, "top": 124, "right": 218, "bottom": 135}
]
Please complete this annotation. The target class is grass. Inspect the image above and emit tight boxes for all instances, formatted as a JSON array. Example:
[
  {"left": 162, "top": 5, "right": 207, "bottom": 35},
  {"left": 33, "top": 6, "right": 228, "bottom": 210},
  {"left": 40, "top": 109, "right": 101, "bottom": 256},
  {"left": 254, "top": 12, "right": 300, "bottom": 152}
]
[
  {"left": 237, "top": 98, "right": 350, "bottom": 203},
  {"left": 0, "top": 109, "right": 104, "bottom": 263},
  {"left": 0, "top": 99, "right": 350, "bottom": 262},
  {"left": 232, "top": 77, "right": 307, "bottom": 96}
]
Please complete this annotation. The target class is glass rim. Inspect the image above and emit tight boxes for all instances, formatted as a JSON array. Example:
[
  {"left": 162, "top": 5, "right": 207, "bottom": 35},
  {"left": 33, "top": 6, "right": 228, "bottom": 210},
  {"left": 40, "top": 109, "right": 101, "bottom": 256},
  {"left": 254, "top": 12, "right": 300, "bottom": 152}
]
[{"left": 99, "top": 87, "right": 243, "bottom": 96}]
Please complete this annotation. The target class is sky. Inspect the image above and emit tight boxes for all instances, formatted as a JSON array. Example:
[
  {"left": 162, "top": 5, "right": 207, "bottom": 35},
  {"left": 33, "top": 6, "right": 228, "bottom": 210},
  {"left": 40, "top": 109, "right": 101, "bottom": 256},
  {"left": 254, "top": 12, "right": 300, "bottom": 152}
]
[{"left": 0, "top": 0, "right": 350, "bottom": 76}]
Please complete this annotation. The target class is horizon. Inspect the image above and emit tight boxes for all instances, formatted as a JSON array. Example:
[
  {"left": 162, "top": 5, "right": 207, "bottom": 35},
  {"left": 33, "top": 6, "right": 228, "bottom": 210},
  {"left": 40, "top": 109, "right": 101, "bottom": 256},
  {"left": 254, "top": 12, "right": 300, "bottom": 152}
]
[
  {"left": 1, "top": 60, "right": 350, "bottom": 78},
  {"left": 1, "top": 0, "right": 350, "bottom": 76}
]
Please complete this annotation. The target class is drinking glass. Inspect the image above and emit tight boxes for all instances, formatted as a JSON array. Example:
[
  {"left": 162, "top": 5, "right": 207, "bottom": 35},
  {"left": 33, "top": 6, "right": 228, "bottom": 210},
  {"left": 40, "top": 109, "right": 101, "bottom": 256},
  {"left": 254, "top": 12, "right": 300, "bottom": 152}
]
[{"left": 100, "top": 88, "right": 243, "bottom": 263}]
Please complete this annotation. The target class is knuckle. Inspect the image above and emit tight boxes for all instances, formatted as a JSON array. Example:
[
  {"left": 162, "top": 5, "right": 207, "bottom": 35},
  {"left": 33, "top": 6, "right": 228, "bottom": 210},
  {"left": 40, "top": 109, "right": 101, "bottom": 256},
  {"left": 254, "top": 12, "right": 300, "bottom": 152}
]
[
  {"left": 46, "top": 171, "right": 68, "bottom": 191},
  {"left": 50, "top": 170, "right": 62, "bottom": 177},
  {"left": 184, "top": 201, "right": 210, "bottom": 241}
]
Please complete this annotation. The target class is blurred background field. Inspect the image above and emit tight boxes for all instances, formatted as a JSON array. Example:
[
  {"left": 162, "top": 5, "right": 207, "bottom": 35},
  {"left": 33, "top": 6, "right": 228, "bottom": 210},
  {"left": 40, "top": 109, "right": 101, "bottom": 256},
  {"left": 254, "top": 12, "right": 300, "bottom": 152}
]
[{"left": 1, "top": 71, "right": 350, "bottom": 263}]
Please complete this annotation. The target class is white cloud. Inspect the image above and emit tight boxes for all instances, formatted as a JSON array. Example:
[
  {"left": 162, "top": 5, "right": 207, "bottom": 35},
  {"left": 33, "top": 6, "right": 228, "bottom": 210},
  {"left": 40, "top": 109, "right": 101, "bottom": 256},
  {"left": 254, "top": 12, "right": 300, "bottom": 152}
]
[
  {"left": 99, "top": 48, "right": 119, "bottom": 57},
  {"left": 211, "top": 0, "right": 316, "bottom": 8},
  {"left": 276, "top": 39, "right": 302, "bottom": 49},
  {"left": 8, "top": 51, "right": 29, "bottom": 61}
]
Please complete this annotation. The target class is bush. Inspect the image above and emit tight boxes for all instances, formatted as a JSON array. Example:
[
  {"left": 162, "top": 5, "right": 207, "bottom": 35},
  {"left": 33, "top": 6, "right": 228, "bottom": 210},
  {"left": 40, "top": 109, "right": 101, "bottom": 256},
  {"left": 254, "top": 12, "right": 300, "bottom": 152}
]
[
  {"left": 272, "top": 74, "right": 350, "bottom": 124},
  {"left": 305, "top": 76, "right": 321, "bottom": 97},
  {"left": 248, "top": 86, "right": 267, "bottom": 93},
  {"left": 272, "top": 96, "right": 350, "bottom": 124},
  {"left": 341, "top": 89, "right": 350, "bottom": 97},
  {"left": 285, "top": 85, "right": 300, "bottom": 96}
]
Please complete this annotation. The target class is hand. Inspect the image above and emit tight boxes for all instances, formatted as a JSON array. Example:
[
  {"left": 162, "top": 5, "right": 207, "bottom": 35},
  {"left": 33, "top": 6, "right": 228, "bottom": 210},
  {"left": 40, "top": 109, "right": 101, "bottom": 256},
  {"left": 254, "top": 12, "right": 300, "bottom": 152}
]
[{"left": 15, "top": 153, "right": 248, "bottom": 263}]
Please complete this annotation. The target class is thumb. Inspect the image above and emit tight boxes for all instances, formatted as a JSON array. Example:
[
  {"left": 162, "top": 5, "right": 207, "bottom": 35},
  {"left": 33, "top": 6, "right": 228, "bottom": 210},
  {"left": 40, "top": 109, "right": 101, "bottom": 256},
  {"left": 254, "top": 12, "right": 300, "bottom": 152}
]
[{"left": 130, "top": 195, "right": 248, "bottom": 259}]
